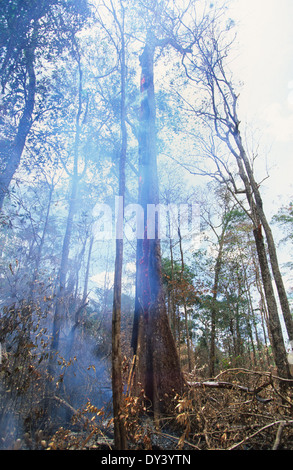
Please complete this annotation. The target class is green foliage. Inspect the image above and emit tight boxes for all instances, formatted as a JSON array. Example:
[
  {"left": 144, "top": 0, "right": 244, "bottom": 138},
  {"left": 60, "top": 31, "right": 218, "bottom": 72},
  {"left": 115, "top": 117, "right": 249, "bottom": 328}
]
[
  {"left": 162, "top": 257, "right": 198, "bottom": 307},
  {"left": 0, "top": 0, "right": 283, "bottom": 448}
]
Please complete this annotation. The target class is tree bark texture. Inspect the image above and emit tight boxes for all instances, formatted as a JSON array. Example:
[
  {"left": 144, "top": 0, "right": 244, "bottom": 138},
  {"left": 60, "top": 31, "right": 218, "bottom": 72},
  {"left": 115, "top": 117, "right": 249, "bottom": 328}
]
[
  {"left": 253, "top": 227, "right": 290, "bottom": 379},
  {"left": 198, "top": 40, "right": 293, "bottom": 367},
  {"left": 230, "top": 139, "right": 291, "bottom": 377},
  {"left": 131, "top": 34, "right": 184, "bottom": 415},
  {"left": 235, "top": 132, "right": 293, "bottom": 344}
]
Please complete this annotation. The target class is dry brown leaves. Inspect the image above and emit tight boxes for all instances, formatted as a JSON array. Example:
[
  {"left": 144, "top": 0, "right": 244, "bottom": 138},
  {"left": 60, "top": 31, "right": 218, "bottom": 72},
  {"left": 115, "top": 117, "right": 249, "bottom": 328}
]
[{"left": 172, "top": 368, "right": 293, "bottom": 450}]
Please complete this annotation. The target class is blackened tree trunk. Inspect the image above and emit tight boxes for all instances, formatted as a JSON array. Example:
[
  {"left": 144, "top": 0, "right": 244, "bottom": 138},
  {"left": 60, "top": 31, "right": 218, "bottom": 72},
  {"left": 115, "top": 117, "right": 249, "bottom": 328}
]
[
  {"left": 252, "top": 244, "right": 273, "bottom": 366},
  {"left": 131, "top": 32, "right": 184, "bottom": 416}
]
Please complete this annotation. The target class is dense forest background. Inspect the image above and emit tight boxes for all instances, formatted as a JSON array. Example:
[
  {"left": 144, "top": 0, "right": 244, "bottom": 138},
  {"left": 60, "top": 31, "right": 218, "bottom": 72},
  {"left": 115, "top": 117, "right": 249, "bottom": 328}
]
[{"left": 1, "top": 0, "right": 293, "bottom": 451}]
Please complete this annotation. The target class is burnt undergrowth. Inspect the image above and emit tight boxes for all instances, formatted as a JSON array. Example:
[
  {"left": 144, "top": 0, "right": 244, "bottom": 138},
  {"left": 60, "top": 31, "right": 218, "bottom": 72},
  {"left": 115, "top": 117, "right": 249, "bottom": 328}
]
[{"left": 1, "top": 356, "right": 293, "bottom": 451}]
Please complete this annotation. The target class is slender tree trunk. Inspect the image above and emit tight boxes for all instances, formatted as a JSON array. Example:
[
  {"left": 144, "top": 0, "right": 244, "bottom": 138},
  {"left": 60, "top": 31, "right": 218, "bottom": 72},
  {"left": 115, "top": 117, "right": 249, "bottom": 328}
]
[
  {"left": 241, "top": 272, "right": 257, "bottom": 366},
  {"left": 0, "top": 45, "right": 36, "bottom": 210},
  {"left": 131, "top": 33, "right": 184, "bottom": 416},
  {"left": 178, "top": 228, "right": 192, "bottom": 373},
  {"left": 168, "top": 225, "right": 177, "bottom": 339},
  {"left": 83, "top": 235, "right": 94, "bottom": 302},
  {"left": 235, "top": 132, "right": 293, "bottom": 343},
  {"left": 48, "top": 169, "right": 79, "bottom": 376},
  {"left": 111, "top": 1, "right": 127, "bottom": 450},
  {"left": 229, "top": 318, "right": 236, "bottom": 363},
  {"left": 48, "top": 56, "right": 83, "bottom": 382},
  {"left": 260, "top": 289, "right": 273, "bottom": 366},
  {"left": 243, "top": 266, "right": 263, "bottom": 366},
  {"left": 253, "top": 227, "right": 290, "bottom": 378},
  {"left": 209, "top": 236, "right": 224, "bottom": 377},
  {"left": 65, "top": 234, "right": 93, "bottom": 360},
  {"left": 22, "top": 183, "right": 54, "bottom": 350},
  {"left": 31, "top": 183, "right": 54, "bottom": 296},
  {"left": 230, "top": 147, "right": 291, "bottom": 377},
  {"left": 235, "top": 302, "right": 242, "bottom": 362},
  {"left": 247, "top": 295, "right": 259, "bottom": 366},
  {"left": 250, "top": 238, "right": 273, "bottom": 366}
]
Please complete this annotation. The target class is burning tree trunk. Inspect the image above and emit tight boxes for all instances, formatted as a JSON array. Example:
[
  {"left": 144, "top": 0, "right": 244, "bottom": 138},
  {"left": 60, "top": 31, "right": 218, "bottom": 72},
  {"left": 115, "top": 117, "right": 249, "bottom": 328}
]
[{"left": 131, "top": 33, "right": 184, "bottom": 416}]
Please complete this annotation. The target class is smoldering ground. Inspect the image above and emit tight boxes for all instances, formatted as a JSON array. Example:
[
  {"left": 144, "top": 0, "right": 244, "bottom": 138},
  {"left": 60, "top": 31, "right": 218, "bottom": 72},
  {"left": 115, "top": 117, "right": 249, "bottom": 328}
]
[{"left": 0, "top": 299, "right": 113, "bottom": 449}]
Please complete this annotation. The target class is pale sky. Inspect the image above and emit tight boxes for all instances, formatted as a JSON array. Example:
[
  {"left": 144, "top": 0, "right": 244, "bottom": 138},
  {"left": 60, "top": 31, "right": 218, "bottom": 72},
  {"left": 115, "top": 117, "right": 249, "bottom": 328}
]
[
  {"left": 229, "top": 0, "right": 293, "bottom": 212},
  {"left": 89, "top": 0, "right": 293, "bottom": 288}
]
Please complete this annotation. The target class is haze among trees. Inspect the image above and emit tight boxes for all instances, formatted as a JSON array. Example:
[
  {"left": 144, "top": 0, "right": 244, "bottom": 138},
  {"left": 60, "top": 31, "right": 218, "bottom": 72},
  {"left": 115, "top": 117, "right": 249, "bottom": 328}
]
[{"left": 1, "top": 0, "right": 293, "bottom": 452}]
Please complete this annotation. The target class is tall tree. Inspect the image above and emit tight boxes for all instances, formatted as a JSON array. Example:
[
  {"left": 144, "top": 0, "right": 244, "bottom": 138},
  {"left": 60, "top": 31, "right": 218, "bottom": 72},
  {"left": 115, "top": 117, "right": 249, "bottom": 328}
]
[
  {"left": 0, "top": 0, "right": 88, "bottom": 211},
  {"left": 180, "top": 10, "right": 292, "bottom": 378},
  {"left": 131, "top": 27, "right": 188, "bottom": 415},
  {"left": 47, "top": 40, "right": 88, "bottom": 383},
  {"left": 201, "top": 190, "right": 237, "bottom": 377},
  {"left": 0, "top": 13, "right": 36, "bottom": 210},
  {"left": 129, "top": 0, "right": 204, "bottom": 414},
  {"left": 110, "top": 0, "right": 128, "bottom": 450}
]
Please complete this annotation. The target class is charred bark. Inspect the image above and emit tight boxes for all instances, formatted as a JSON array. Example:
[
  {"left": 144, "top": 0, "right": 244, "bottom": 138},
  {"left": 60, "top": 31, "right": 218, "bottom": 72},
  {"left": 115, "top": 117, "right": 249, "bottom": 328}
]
[{"left": 131, "top": 33, "right": 184, "bottom": 415}]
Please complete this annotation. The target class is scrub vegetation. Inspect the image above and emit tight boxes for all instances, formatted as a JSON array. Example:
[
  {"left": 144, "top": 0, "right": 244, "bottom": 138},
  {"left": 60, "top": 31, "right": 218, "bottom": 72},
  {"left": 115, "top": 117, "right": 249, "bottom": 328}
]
[{"left": 0, "top": 0, "right": 293, "bottom": 451}]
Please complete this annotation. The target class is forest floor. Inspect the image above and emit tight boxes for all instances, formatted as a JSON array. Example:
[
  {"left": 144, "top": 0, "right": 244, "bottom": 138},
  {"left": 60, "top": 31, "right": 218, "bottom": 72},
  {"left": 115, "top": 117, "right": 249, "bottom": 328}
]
[{"left": 4, "top": 367, "right": 293, "bottom": 451}]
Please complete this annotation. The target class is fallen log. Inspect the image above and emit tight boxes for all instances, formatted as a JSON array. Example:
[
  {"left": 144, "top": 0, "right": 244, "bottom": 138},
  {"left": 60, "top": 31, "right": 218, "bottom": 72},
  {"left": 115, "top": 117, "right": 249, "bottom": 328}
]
[{"left": 187, "top": 380, "right": 272, "bottom": 403}]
